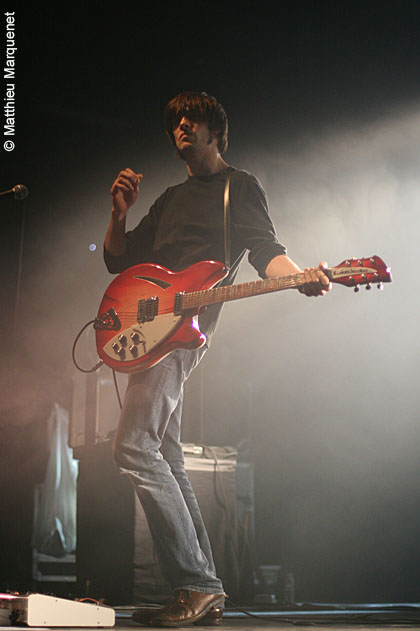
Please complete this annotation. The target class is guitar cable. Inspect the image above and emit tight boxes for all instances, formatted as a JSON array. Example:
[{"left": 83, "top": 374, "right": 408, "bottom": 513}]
[
  {"left": 221, "top": 601, "right": 420, "bottom": 626},
  {"left": 112, "top": 368, "right": 123, "bottom": 409},
  {"left": 72, "top": 320, "right": 125, "bottom": 417},
  {"left": 72, "top": 320, "right": 104, "bottom": 373}
]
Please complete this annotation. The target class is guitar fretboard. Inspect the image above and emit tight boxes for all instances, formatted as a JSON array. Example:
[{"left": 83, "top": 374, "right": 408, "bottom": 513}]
[{"left": 180, "top": 273, "right": 305, "bottom": 310}]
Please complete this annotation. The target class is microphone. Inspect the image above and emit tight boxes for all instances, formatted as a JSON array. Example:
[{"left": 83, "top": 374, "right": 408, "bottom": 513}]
[
  {"left": 0, "top": 184, "right": 29, "bottom": 200},
  {"left": 13, "top": 184, "right": 29, "bottom": 200}
]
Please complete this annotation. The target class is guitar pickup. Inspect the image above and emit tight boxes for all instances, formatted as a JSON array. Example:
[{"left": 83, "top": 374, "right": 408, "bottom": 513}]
[
  {"left": 138, "top": 296, "right": 159, "bottom": 323},
  {"left": 174, "top": 292, "right": 185, "bottom": 316}
]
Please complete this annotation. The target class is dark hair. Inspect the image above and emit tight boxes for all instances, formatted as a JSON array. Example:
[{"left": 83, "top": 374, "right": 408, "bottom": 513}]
[{"left": 164, "top": 91, "right": 228, "bottom": 154}]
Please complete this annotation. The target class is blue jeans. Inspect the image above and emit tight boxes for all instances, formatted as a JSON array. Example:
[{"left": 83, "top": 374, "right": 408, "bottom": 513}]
[{"left": 113, "top": 347, "right": 224, "bottom": 594}]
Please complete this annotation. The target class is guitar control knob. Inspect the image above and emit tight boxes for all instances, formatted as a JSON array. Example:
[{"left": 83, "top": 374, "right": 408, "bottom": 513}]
[
  {"left": 131, "top": 332, "right": 140, "bottom": 343},
  {"left": 118, "top": 334, "right": 127, "bottom": 346},
  {"left": 366, "top": 283, "right": 372, "bottom": 290},
  {"left": 129, "top": 345, "right": 138, "bottom": 357},
  {"left": 112, "top": 343, "right": 119, "bottom": 353},
  {"left": 354, "top": 285, "right": 360, "bottom": 293},
  {"left": 117, "top": 347, "right": 126, "bottom": 358},
  {"left": 377, "top": 282, "right": 384, "bottom": 290}
]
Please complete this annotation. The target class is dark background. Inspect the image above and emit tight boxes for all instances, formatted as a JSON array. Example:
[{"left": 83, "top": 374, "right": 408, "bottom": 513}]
[{"left": 1, "top": 0, "right": 420, "bottom": 603}]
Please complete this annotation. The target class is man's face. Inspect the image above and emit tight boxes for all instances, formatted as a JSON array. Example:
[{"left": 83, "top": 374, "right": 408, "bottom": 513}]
[{"left": 172, "top": 115, "right": 217, "bottom": 158}]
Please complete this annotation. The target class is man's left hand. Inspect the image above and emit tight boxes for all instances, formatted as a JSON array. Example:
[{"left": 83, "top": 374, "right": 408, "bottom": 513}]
[{"left": 298, "top": 261, "right": 332, "bottom": 297}]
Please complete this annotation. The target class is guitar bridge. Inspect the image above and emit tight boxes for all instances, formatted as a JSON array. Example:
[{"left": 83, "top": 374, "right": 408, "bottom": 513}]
[{"left": 94, "top": 307, "right": 121, "bottom": 331}]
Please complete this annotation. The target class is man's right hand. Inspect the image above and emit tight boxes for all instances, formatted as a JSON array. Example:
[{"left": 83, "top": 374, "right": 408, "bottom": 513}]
[{"left": 111, "top": 168, "right": 143, "bottom": 217}]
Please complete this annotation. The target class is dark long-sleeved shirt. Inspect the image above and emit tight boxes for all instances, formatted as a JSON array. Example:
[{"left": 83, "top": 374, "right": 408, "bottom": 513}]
[{"left": 104, "top": 166, "right": 286, "bottom": 340}]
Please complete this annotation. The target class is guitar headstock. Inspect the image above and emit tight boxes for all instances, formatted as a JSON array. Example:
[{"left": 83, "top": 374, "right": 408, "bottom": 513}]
[{"left": 326, "top": 255, "right": 392, "bottom": 292}]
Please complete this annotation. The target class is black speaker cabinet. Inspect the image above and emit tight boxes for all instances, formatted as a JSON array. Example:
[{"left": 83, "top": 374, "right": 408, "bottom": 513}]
[{"left": 76, "top": 441, "right": 252, "bottom": 605}]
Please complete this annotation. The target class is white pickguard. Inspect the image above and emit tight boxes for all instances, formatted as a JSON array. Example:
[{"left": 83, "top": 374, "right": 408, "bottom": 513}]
[{"left": 103, "top": 313, "right": 182, "bottom": 363}]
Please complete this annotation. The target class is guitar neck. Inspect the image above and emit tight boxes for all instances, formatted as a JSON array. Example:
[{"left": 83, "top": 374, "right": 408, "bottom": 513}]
[
  {"left": 181, "top": 272, "right": 307, "bottom": 311},
  {"left": 178, "top": 255, "right": 392, "bottom": 312}
]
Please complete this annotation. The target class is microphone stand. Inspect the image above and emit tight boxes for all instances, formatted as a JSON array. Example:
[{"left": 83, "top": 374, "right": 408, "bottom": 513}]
[{"left": 12, "top": 198, "right": 26, "bottom": 341}]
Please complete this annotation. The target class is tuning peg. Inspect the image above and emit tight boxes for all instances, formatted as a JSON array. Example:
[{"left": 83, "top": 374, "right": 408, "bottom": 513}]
[
  {"left": 354, "top": 285, "right": 360, "bottom": 293},
  {"left": 377, "top": 282, "right": 384, "bottom": 290},
  {"left": 366, "top": 283, "right": 372, "bottom": 290}
]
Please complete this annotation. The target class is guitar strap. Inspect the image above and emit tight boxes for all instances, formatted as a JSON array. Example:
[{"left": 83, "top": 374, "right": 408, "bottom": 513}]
[
  {"left": 223, "top": 171, "right": 232, "bottom": 270},
  {"left": 223, "top": 170, "right": 245, "bottom": 274}
]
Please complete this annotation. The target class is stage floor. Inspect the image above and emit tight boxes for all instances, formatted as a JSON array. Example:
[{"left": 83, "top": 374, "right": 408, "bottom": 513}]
[
  {"left": 0, "top": 623, "right": 419, "bottom": 630},
  {"left": 1, "top": 603, "right": 420, "bottom": 630},
  {"left": 115, "top": 603, "right": 420, "bottom": 630}
]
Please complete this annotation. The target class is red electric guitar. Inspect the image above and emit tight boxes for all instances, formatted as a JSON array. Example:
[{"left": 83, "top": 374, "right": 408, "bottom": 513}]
[{"left": 95, "top": 256, "right": 392, "bottom": 374}]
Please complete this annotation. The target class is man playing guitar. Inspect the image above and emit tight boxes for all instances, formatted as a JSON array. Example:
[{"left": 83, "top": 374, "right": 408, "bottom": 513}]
[{"left": 103, "top": 91, "right": 331, "bottom": 627}]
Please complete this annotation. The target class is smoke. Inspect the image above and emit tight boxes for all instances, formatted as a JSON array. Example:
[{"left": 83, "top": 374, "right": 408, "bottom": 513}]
[
  {"left": 2, "top": 95, "right": 419, "bottom": 599},
  {"left": 185, "top": 102, "right": 420, "bottom": 599}
]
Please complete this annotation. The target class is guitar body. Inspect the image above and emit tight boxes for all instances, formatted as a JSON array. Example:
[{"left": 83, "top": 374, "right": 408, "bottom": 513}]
[
  {"left": 95, "top": 254, "right": 391, "bottom": 374},
  {"left": 95, "top": 260, "right": 228, "bottom": 373}
]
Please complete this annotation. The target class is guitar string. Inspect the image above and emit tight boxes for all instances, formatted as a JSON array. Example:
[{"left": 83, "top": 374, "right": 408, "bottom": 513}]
[
  {"left": 106, "top": 276, "right": 304, "bottom": 318},
  {"left": 110, "top": 283, "right": 299, "bottom": 320},
  {"left": 107, "top": 266, "right": 384, "bottom": 320},
  {"left": 101, "top": 261, "right": 385, "bottom": 318}
]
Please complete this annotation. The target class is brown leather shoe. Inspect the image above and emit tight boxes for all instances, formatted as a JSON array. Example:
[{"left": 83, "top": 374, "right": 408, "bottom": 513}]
[
  {"left": 149, "top": 590, "right": 225, "bottom": 627},
  {"left": 132, "top": 604, "right": 223, "bottom": 626}
]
